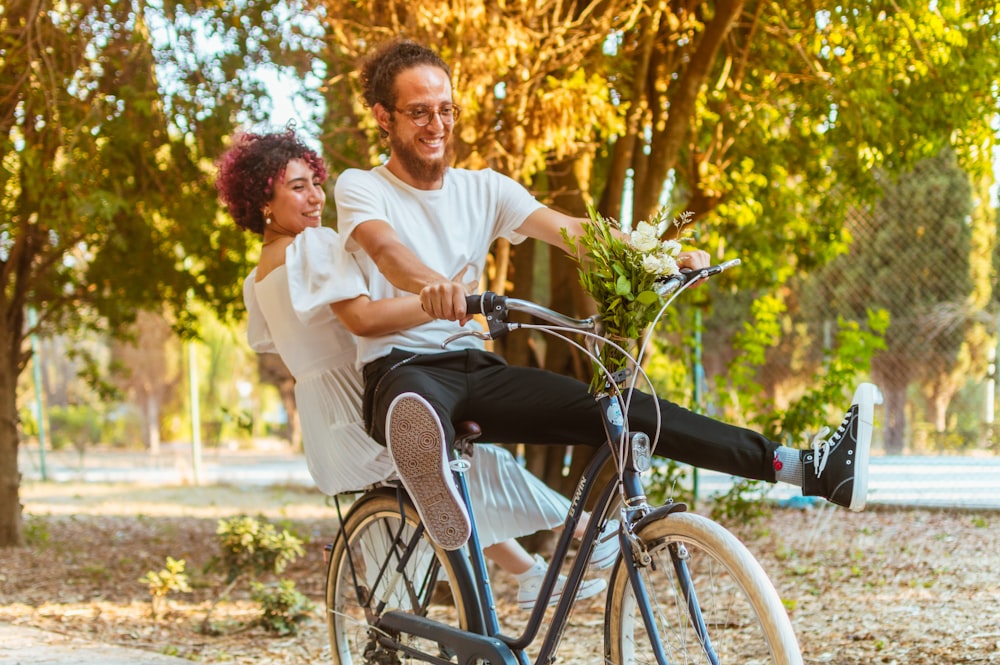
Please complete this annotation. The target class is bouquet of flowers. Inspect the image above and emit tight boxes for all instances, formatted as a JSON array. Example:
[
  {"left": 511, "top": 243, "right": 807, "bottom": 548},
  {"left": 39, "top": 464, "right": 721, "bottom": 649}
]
[{"left": 563, "top": 204, "right": 693, "bottom": 389}]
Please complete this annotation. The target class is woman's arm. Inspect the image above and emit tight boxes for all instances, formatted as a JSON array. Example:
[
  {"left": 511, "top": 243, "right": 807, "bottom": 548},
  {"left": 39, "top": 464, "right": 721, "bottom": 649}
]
[{"left": 331, "top": 293, "right": 432, "bottom": 337}]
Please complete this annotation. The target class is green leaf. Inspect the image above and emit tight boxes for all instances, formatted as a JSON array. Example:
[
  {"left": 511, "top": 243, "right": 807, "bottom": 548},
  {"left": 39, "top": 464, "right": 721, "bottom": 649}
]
[
  {"left": 615, "top": 274, "right": 631, "bottom": 296},
  {"left": 635, "top": 290, "right": 660, "bottom": 305}
]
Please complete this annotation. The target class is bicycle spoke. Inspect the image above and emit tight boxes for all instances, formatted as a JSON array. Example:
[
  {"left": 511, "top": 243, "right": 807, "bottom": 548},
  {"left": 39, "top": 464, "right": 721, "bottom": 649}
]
[
  {"left": 608, "top": 512, "right": 800, "bottom": 665},
  {"left": 327, "top": 492, "right": 471, "bottom": 664}
]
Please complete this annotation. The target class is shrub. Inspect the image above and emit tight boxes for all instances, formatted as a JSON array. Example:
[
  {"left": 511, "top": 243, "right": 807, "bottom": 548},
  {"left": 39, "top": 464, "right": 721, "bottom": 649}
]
[
  {"left": 200, "top": 515, "right": 306, "bottom": 634},
  {"left": 211, "top": 515, "right": 305, "bottom": 584},
  {"left": 139, "top": 557, "right": 192, "bottom": 619},
  {"left": 250, "top": 580, "right": 315, "bottom": 636}
]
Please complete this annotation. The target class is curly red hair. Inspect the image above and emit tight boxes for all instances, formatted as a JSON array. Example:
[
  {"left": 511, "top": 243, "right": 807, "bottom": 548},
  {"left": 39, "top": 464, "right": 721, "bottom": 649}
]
[{"left": 215, "top": 127, "right": 328, "bottom": 234}]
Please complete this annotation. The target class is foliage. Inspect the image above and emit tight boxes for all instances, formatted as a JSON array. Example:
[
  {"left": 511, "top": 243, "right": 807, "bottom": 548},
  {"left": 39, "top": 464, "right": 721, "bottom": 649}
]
[
  {"left": 101, "top": 406, "right": 147, "bottom": 449},
  {"left": 47, "top": 405, "right": 103, "bottom": 453},
  {"left": 250, "top": 580, "right": 316, "bottom": 636},
  {"left": 662, "top": 1, "right": 1000, "bottom": 291},
  {"left": 22, "top": 517, "right": 50, "bottom": 547},
  {"left": 562, "top": 205, "right": 691, "bottom": 388},
  {"left": 139, "top": 556, "right": 192, "bottom": 620},
  {"left": 709, "top": 478, "right": 774, "bottom": 525},
  {"left": 1, "top": 0, "right": 283, "bottom": 545},
  {"left": 715, "top": 296, "right": 887, "bottom": 442},
  {"left": 811, "top": 151, "right": 980, "bottom": 452},
  {"left": 313, "top": 0, "right": 636, "bottom": 181},
  {"left": 201, "top": 515, "right": 305, "bottom": 634},
  {"left": 644, "top": 459, "right": 694, "bottom": 508},
  {"left": 210, "top": 516, "right": 305, "bottom": 585},
  {"left": 4, "top": 0, "right": 998, "bottom": 543},
  {"left": 311, "top": 0, "right": 998, "bottom": 501},
  {"left": 700, "top": 298, "right": 887, "bottom": 524}
]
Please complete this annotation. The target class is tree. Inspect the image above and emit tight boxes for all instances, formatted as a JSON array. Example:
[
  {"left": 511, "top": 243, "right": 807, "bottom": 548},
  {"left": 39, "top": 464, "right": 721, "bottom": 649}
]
[
  {"left": 274, "top": 0, "right": 1000, "bottom": 491},
  {"left": 257, "top": 354, "right": 300, "bottom": 448},
  {"left": 308, "top": 1, "right": 1000, "bottom": 484},
  {"left": 606, "top": 1, "right": 1000, "bottom": 286},
  {"left": 110, "top": 311, "right": 180, "bottom": 454},
  {"left": 0, "top": 0, "right": 281, "bottom": 547},
  {"left": 605, "top": 1, "right": 999, "bottom": 458}
]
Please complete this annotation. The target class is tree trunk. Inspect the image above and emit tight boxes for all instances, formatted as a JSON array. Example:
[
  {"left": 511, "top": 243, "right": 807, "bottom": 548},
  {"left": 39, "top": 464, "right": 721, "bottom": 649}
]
[
  {"left": 145, "top": 393, "right": 161, "bottom": 455},
  {"left": 633, "top": 0, "right": 745, "bottom": 221},
  {"left": 597, "top": 5, "right": 665, "bottom": 221},
  {"left": 542, "top": 157, "right": 603, "bottom": 500},
  {"left": 880, "top": 381, "right": 908, "bottom": 455},
  {"left": 0, "top": 325, "right": 26, "bottom": 548}
]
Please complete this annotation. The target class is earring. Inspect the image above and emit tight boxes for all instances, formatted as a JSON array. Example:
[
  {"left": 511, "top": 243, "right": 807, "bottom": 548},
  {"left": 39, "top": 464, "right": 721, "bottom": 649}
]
[{"left": 264, "top": 212, "right": 272, "bottom": 225}]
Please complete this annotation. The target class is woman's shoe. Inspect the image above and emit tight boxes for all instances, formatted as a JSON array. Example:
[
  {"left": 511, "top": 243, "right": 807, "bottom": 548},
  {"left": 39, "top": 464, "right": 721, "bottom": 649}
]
[{"left": 515, "top": 554, "right": 606, "bottom": 611}]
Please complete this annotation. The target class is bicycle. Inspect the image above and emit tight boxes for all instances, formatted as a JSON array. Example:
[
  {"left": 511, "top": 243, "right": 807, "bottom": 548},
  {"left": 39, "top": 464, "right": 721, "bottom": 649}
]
[{"left": 324, "top": 260, "right": 803, "bottom": 665}]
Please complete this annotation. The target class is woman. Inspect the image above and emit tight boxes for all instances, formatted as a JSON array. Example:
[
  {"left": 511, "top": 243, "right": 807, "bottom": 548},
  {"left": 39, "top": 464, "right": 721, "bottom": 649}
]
[{"left": 214, "top": 127, "right": 615, "bottom": 609}]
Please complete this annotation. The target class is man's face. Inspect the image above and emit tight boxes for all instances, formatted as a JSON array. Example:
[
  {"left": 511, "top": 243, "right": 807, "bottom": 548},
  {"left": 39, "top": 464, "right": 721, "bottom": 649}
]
[{"left": 379, "top": 64, "right": 456, "bottom": 188}]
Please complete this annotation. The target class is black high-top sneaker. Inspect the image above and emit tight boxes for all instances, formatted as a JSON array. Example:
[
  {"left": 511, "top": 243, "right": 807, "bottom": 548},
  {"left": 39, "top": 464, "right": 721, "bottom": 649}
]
[{"left": 801, "top": 383, "right": 882, "bottom": 511}]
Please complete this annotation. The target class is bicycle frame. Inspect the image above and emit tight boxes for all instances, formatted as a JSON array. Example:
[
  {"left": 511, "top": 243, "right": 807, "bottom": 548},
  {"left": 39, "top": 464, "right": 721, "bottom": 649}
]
[
  {"left": 336, "top": 398, "right": 702, "bottom": 665},
  {"left": 333, "top": 262, "right": 746, "bottom": 665}
]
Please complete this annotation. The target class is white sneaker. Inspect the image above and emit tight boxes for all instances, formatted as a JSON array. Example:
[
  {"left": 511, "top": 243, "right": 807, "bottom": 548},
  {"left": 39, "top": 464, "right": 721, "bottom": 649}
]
[{"left": 515, "top": 554, "right": 606, "bottom": 611}]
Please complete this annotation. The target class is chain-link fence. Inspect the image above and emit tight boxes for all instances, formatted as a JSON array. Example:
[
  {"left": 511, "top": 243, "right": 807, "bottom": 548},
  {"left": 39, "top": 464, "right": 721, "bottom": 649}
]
[{"left": 700, "top": 152, "right": 999, "bottom": 455}]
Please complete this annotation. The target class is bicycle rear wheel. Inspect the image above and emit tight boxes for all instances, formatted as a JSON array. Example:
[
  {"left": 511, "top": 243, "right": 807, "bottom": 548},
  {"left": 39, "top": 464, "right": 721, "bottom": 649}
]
[
  {"left": 326, "top": 489, "right": 474, "bottom": 664},
  {"left": 606, "top": 511, "right": 801, "bottom": 665}
]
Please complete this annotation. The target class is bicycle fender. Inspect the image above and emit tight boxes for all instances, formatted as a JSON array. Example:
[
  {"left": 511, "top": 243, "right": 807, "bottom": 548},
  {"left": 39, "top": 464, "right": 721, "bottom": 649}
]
[{"left": 633, "top": 501, "right": 687, "bottom": 534}]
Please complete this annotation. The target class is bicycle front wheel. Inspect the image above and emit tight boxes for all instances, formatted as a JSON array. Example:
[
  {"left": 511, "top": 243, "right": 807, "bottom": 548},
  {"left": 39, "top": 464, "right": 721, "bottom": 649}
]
[
  {"left": 326, "top": 490, "right": 473, "bottom": 665},
  {"left": 606, "top": 511, "right": 801, "bottom": 665}
]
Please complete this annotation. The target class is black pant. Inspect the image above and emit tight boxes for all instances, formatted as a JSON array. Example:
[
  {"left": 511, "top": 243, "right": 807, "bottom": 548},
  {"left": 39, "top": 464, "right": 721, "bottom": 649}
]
[{"left": 363, "top": 348, "right": 779, "bottom": 483}]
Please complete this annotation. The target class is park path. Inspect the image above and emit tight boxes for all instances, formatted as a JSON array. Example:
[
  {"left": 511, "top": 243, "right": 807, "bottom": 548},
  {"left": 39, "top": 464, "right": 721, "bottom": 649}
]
[
  {"left": 0, "top": 623, "right": 190, "bottom": 665},
  {"left": 18, "top": 444, "right": 1000, "bottom": 510}
]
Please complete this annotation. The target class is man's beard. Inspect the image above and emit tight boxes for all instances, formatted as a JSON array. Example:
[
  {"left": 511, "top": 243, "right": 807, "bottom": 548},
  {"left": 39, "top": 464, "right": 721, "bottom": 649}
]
[{"left": 387, "top": 131, "right": 453, "bottom": 185}]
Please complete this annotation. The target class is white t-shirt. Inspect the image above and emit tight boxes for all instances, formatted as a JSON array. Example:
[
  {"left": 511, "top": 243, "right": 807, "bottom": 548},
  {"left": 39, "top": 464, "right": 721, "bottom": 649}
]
[{"left": 335, "top": 165, "right": 543, "bottom": 364}]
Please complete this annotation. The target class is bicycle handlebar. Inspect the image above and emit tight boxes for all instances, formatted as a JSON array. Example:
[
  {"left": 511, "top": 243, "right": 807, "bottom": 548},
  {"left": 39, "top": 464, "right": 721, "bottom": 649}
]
[
  {"left": 444, "top": 259, "right": 741, "bottom": 347},
  {"left": 654, "top": 258, "right": 742, "bottom": 296},
  {"left": 465, "top": 292, "right": 598, "bottom": 332}
]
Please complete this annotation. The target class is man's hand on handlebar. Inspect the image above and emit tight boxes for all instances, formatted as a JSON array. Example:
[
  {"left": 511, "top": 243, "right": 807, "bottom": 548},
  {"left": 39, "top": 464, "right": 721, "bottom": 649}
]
[
  {"left": 420, "top": 281, "right": 474, "bottom": 325},
  {"left": 676, "top": 249, "right": 711, "bottom": 287},
  {"left": 677, "top": 249, "right": 710, "bottom": 271}
]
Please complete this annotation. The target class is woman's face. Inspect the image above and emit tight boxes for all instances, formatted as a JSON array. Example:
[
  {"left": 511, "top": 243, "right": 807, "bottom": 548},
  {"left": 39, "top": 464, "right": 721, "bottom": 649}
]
[{"left": 265, "top": 158, "right": 325, "bottom": 234}]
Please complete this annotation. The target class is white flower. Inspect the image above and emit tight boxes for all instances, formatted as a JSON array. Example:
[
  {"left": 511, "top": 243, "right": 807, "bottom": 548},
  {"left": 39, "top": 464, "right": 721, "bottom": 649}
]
[
  {"left": 642, "top": 252, "right": 678, "bottom": 275},
  {"left": 630, "top": 221, "right": 659, "bottom": 252},
  {"left": 659, "top": 254, "right": 679, "bottom": 275},
  {"left": 660, "top": 239, "right": 682, "bottom": 256},
  {"left": 641, "top": 254, "right": 660, "bottom": 274}
]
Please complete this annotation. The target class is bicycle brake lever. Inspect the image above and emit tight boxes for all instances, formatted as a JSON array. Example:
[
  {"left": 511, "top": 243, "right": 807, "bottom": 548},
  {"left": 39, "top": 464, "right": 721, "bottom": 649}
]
[
  {"left": 655, "top": 258, "right": 742, "bottom": 295},
  {"left": 441, "top": 329, "right": 493, "bottom": 348}
]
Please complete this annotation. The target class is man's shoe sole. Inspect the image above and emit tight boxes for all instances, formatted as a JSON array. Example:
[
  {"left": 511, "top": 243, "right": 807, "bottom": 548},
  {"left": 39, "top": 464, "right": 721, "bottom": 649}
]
[
  {"left": 849, "top": 383, "right": 883, "bottom": 512},
  {"left": 387, "top": 394, "right": 471, "bottom": 550}
]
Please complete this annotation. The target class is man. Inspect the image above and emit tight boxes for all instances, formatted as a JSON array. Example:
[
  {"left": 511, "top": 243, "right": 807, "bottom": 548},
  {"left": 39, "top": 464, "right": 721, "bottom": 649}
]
[{"left": 332, "top": 38, "right": 881, "bottom": 551}]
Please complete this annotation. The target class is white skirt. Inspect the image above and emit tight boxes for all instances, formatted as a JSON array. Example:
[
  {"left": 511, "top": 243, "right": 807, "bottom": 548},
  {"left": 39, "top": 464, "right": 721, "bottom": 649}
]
[{"left": 463, "top": 444, "right": 570, "bottom": 547}]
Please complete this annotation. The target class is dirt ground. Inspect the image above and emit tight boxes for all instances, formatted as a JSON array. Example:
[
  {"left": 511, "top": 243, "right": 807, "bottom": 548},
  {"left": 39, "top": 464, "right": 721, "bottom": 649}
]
[{"left": 2, "top": 480, "right": 999, "bottom": 664}]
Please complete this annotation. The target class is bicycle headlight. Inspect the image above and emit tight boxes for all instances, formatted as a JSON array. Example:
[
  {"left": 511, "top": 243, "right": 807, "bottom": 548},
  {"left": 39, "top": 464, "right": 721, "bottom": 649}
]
[{"left": 630, "top": 432, "right": 652, "bottom": 472}]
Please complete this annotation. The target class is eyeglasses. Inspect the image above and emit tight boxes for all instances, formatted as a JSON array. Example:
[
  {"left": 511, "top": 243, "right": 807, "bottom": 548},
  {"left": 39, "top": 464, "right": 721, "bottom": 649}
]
[{"left": 389, "top": 104, "right": 462, "bottom": 127}]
